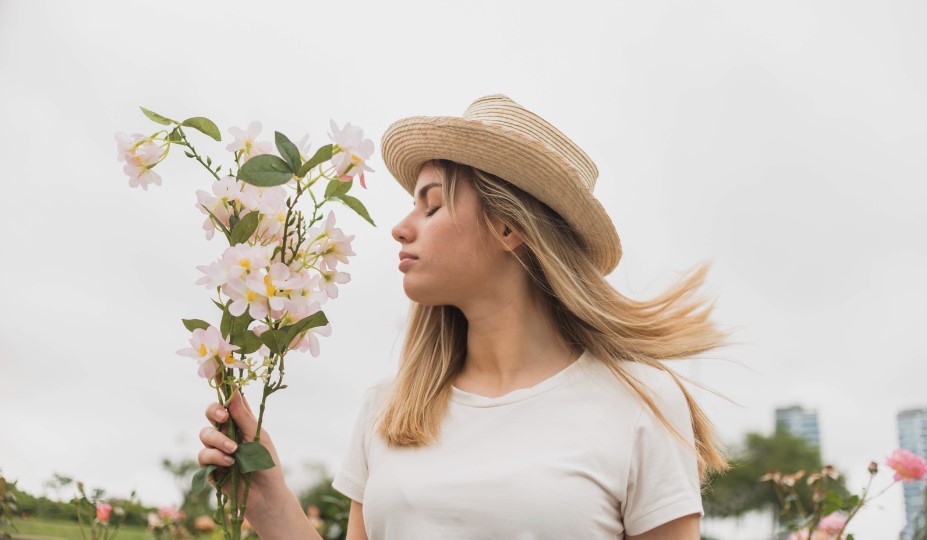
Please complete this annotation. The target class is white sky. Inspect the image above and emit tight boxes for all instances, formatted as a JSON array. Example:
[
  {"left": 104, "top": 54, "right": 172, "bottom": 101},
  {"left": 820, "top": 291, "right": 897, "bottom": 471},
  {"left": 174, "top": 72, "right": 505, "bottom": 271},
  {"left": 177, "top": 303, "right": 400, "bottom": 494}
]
[{"left": 1, "top": 1, "right": 924, "bottom": 538}]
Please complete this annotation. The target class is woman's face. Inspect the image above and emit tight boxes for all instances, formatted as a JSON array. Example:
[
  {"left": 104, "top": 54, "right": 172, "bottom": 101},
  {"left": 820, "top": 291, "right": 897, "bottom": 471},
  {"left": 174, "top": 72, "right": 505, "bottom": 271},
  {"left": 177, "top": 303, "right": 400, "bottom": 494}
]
[{"left": 390, "top": 161, "right": 510, "bottom": 307}]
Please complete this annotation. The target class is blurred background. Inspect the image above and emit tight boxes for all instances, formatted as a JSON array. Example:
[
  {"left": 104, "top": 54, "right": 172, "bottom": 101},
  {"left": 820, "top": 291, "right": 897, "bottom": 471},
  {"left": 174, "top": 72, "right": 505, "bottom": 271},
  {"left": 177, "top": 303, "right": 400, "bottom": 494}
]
[{"left": 0, "top": 1, "right": 924, "bottom": 538}]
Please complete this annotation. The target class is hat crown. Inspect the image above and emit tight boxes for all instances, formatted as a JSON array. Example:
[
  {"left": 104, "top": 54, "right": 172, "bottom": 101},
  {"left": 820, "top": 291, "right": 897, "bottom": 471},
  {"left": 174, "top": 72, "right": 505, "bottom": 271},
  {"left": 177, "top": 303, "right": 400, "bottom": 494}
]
[{"left": 461, "top": 94, "right": 600, "bottom": 192}]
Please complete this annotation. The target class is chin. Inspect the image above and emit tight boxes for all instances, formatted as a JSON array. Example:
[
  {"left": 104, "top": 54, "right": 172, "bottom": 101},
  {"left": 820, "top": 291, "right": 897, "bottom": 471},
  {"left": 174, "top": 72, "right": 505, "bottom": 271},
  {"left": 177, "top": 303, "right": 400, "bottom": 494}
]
[{"left": 402, "top": 278, "right": 448, "bottom": 307}]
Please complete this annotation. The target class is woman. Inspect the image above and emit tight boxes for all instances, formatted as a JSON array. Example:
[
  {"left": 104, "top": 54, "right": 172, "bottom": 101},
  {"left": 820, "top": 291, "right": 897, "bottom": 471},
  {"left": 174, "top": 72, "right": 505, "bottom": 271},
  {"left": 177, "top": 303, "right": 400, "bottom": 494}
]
[{"left": 198, "top": 95, "right": 733, "bottom": 539}]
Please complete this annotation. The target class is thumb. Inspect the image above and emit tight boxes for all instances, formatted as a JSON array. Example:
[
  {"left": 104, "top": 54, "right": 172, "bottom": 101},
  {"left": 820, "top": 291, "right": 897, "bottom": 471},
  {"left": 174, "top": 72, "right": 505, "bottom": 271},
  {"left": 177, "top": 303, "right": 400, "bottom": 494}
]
[{"left": 227, "top": 390, "right": 258, "bottom": 441}]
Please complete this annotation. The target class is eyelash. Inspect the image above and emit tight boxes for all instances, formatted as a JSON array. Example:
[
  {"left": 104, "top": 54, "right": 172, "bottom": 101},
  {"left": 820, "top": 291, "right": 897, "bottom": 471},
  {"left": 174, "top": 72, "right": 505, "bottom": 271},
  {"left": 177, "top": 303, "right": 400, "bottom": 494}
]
[{"left": 425, "top": 207, "right": 440, "bottom": 217}]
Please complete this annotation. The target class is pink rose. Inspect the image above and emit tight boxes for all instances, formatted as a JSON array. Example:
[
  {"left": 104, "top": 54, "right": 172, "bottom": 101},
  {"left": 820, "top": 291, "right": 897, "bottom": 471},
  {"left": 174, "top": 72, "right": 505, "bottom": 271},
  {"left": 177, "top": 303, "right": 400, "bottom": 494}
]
[
  {"left": 886, "top": 449, "right": 927, "bottom": 482},
  {"left": 818, "top": 511, "right": 848, "bottom": 533},
  {"left": 96, "top": 502, "right": 112, "bottom": 523},
  {"left": 158, "top": 506, "right": 182, "bottom": 521}
]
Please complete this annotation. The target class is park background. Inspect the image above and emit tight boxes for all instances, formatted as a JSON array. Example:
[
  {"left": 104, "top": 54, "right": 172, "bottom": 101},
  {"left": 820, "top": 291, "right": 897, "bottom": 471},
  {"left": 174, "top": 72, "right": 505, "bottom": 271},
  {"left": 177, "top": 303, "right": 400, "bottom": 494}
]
[{"left": 1, "top": 1, "right": 925, "bottom": 538}]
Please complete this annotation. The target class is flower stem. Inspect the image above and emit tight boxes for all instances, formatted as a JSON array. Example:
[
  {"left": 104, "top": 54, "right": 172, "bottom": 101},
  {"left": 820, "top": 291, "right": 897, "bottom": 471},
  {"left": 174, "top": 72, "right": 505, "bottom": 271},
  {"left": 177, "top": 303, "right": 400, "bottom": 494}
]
[
  {"left": 835, "top": 474, "right": 877, "bottom": 538},
  {"left": 176, "top": 127, "right": 222, "bottom": 182}
]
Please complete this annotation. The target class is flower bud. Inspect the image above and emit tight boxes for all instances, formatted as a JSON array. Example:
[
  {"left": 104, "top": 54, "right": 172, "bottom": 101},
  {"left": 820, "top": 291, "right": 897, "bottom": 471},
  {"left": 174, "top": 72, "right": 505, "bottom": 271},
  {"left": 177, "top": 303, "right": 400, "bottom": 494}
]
[{"left": 868, "top": 461, "right": 879, "bottom": 474}]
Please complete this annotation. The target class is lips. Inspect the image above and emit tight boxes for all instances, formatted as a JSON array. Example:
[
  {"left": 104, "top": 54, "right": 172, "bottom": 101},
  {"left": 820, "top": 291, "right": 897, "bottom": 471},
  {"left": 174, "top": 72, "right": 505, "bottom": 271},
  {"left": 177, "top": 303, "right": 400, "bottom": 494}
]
[{"left": 399, "top": 251, "right": 419, "bottom": 261}]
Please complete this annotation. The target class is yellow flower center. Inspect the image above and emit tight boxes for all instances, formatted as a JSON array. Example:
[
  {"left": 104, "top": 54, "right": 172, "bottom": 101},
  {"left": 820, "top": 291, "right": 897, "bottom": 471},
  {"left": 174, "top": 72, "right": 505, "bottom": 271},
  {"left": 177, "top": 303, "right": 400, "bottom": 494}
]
[
  {"left": 223, "top": 353, "right": 237, "bottom": 365},
  {"left": 198, "top": 344, "right": 208, "bottom": 357},
  {"left": 240, "top": 258, "right": 251, "bottom": 269},
  {"left": 264, "top": 274, "right": 276, "bottom": 296}
]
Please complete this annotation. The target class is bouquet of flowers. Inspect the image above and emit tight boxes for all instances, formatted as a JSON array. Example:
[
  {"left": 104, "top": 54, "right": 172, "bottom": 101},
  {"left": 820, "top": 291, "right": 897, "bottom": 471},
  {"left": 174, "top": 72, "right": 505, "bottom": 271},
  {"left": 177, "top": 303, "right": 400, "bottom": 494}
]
[
  {"left": 761, "top": 448, "right": 927, "bottom": 539},
  {"left": 116, "top": 107, "right": 375, "bottom": 539}
]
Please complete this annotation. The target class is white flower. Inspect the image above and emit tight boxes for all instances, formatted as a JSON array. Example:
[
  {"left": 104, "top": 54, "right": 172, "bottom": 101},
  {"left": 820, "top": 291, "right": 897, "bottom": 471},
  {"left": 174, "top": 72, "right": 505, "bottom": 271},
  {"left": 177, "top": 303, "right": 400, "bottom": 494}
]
[
  {"left": 328, "top": 119, "right": 374, "bottom": 188},
  {"left": 115, "top": 132, "right": 166, "bottom": 190},
  {"left": 295, "top": 133, "right": 312, "bottom": 160},
  {"left": 239, "top": 184, "right": 288, "bottom": 215},
  {"left": 319, "top": 268, "right": 350, "bottom": 299},
  {"left": 195, "top": 176, "right": 243, "bottom": 240},
  {"left": 306, "top": 211, "right": 355, "bottom": 270},
  {"left": 226, "top": 121, "right": 273, "bottom": 162},
  {"left": 176, "top": 326, "right": 243, "bottom": 379},
  {"left": 195, "top": 244, "right": 272, "bottom": 290}
]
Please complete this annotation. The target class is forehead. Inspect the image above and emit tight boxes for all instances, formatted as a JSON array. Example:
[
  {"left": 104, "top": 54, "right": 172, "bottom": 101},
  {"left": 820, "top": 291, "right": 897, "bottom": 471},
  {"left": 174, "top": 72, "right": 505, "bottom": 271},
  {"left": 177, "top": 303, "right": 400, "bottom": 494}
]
[{"left": 414, "top": 161, "right": 442, "bottom": 189}]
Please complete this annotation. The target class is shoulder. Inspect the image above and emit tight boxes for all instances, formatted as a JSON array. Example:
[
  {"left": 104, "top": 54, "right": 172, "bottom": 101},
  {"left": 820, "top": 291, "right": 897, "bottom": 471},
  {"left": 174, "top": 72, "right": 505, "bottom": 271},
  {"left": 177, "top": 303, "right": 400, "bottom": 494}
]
[{"left": 581, "top": 355, "right": 690, "bottom": 424}]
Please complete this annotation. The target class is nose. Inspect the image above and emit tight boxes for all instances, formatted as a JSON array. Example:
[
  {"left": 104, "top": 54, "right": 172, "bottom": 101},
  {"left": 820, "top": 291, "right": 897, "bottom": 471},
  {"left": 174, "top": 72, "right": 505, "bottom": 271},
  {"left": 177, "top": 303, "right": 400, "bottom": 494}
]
[{"left": 391, "top": 210, "right": 415, "bottom": 244}]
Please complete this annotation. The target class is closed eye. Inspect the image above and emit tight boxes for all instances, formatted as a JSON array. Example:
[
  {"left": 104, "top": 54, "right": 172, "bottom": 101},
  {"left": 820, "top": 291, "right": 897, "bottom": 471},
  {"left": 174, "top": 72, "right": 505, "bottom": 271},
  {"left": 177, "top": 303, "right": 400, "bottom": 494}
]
[{"left": 425, "top": 207, "right": 440, "bottom": 217}]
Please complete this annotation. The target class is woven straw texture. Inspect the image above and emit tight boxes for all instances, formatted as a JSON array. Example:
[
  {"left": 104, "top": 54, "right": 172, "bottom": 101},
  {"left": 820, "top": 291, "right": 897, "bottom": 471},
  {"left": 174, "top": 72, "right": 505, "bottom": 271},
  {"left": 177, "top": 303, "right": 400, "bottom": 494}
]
[{"left": 381, "top": 94, "right": 621, "bottom": 275}]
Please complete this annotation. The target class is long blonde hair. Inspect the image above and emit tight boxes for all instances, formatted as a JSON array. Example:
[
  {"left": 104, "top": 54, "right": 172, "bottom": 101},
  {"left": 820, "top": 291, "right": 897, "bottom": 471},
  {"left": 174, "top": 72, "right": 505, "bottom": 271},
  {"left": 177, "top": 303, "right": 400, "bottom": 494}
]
[{"left": 378, "top": 159, "right": 734, "bottom": 482}]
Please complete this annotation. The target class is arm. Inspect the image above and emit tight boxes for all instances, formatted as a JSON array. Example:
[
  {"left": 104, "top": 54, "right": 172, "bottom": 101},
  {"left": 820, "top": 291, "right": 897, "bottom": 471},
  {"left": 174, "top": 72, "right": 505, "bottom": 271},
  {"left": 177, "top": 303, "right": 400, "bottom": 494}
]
[
  {"left": 346, "top": 500, "right": 369, "bottom": 540},
  {"left": 626, "top": 512, "right": 700, "bottom": 540}
]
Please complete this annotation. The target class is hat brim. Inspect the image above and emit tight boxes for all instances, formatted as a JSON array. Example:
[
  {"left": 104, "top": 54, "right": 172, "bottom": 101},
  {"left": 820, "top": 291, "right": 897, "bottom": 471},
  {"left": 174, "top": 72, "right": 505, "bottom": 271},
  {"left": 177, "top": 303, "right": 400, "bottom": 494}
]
[{"left": 381, "top": 115, "right": 622, "bottom": 274}]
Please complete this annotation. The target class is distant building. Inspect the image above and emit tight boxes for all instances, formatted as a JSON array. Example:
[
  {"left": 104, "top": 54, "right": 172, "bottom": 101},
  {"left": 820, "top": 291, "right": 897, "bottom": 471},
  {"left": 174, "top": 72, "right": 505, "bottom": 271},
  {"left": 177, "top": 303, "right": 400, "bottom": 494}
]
[
  {"left": 775, "top": 405, "right": 821, "bottom": 454},
  {"left": 898, "top": 408, "right": 927, "bottom": 540}
]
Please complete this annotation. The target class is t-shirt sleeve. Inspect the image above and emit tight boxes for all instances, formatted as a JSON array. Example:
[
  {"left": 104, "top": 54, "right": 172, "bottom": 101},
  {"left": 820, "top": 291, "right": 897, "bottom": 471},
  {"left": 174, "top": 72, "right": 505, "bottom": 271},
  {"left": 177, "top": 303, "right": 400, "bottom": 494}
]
[
  {"left": 622, "top": 372, "right": 704, "bottom": 536},
  {"left": 331, "top": 385, "right": 378, "bottom": 503}
]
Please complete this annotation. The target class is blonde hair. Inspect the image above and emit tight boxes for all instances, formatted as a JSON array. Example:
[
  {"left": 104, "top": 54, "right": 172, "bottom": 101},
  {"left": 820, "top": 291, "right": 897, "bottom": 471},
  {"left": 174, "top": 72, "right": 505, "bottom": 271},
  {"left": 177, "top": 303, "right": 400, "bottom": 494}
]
[{"left": 378, "top": 159, "right": 734, "bottom": 482}]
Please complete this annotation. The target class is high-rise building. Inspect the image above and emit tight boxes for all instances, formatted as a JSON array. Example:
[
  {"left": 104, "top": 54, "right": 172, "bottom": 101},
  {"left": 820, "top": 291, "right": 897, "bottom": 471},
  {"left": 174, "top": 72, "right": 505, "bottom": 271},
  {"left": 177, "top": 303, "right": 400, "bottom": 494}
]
[
  {"left": 897, "top": 408, "right": 927, "bottom": 540},
  {"left": 775, "top": 405, "right": 821, "bottom": 453}
]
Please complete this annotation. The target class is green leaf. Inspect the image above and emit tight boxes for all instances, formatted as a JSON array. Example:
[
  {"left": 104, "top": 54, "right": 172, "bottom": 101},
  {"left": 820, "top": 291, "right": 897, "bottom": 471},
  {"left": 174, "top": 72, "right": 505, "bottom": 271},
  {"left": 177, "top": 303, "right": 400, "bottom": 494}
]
[
  {"left": 324, "top": 178, "right": 352, "bottom": 199},
  {"left": 230, "top": 211, "right": 260, "bottom": 245},
  {"left": 212, "top": 299, "right": 226, "bottom": 311},
  {"left": 221, "top": 305, "right": 252, "bottom": 339},
  {"left": 235, "top": 442, "right": 275, "bottom": 473},
  {"left": 140, "top": 106, "right": 175, "bottom": 125},
  {"left": 167, "top": 127, "right": 183, "bottom": 142},
  {"left": 281, "top": 311, "right": 329, "bottom": 347},
  {"left": 238, "top": 154, "right": 294, "bottom": 187},
  {"left": 274, "top": 131, "right": 301, "bottom": 173},
  {"left": 181, "top": 116, "right": 222, "bottom": 142},
  {"left": 847, "top": 535, "right": 854, "bottom": 540},
  {"left": 340, "top": 195, "right": 376, "bottom": 226},
  {"left": 259, "top": 329, "right": 287, "bottom": 356},
  {"left": 846, "top": 494, "right": 860, "bottom": 508},
  {"left": 230, "top": 330, "right": 263, "bottom": 355},
  {"left": 184, "top": 151, "right": 194, "bottom": 158},
  {"left": 296, "top": 144, "right": 333, "bottom": 178},
  {"left": 182, "top": 318, "right": 211, "bottom": 332},
  {"left": 191, "top": 465, "right": 216, "bottom": 497}
]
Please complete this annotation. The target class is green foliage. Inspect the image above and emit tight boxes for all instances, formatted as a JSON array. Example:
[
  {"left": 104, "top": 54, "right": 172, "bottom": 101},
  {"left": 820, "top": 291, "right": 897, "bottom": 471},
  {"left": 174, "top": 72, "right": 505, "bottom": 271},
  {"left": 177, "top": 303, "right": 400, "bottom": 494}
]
[
  {"left": 297, "top": 466, "right": 350, "bottom": 540},
  {"left": 235, "top": 442, "right": 275, "bottom": 473},
  {"left": 181, "top": 117, "right": 221, "bottom": 142},
  {"left": 237, "top": 154, "right": 294, "bottom": 187},
  {"left": 703, "top": 428, "right": 847, "bottom": 519},
  {"left": 162, "top": 457, "right": 213, "bottom": 535}
]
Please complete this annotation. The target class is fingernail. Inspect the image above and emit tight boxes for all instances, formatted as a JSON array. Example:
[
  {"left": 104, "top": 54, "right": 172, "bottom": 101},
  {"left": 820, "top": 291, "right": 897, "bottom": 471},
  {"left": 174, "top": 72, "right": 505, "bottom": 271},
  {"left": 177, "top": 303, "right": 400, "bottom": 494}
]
[
  {"left": 216, "top": 409, "right": 227, "bottom": 420},
  {"left": 225, "top": 441, "right": 237, "bottom": 453},
  {"left": 223, "top": 455, "right": 235, "bottom": 465}
]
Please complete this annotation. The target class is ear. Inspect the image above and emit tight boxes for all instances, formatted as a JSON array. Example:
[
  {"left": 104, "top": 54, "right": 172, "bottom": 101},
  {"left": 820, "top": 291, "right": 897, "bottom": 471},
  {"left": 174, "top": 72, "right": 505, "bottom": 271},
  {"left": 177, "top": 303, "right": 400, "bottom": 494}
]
[{"left": 499, "top": 224, "right": 524, "bottom": 252}]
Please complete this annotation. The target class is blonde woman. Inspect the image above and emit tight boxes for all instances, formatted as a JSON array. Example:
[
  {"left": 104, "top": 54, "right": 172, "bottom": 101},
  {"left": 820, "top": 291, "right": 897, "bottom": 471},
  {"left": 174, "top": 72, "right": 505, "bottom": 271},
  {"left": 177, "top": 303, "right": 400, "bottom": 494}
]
[{"left": 197, "top": 95, "right": 733, "bottom": 539}]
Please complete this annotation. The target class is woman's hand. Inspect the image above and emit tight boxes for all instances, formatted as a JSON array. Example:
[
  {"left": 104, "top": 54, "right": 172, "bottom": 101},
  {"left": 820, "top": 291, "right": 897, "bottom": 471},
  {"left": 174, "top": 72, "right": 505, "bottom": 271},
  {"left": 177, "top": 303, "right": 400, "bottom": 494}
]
[{"left": 197, "top": 389, "right": 289, "bottom": 516}]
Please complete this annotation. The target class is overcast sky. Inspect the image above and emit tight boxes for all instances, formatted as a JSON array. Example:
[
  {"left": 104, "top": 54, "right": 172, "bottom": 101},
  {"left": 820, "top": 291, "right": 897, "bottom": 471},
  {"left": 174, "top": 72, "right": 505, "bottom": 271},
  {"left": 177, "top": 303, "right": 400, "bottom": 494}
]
[{"left": 1, "top": 1, "right": 924, "bottom": 538}]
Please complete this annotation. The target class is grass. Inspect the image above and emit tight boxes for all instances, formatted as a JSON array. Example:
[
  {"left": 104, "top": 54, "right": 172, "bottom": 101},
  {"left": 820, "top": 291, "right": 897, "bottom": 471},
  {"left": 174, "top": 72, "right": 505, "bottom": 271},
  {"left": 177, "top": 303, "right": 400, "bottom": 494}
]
[{"left": 7, "top": 517, "right": 150, "bottom": 540}]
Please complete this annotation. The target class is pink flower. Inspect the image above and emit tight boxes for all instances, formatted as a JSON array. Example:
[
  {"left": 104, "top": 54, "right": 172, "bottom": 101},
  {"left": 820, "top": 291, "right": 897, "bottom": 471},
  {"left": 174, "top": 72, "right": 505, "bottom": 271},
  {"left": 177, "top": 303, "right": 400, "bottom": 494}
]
[
  {"left": 818, "top": 511, "right": 848, "bottom": 533},
  {"left": 328, "top": 119, "right": 374, "bottom": 188},
  {"left": 96, "top": 502, "right": 112, "bottom": 523},
  {"left": 158, "top": 506, "right": 182, "bottom": 521},
  {"left": 226, "top": 121, "right": 273, "bottom": 162},
  {"left": 176, "top": 326, "right": 243, "bottom": 379},
  {"left": 886, "top": 449, "right": 927, "bottom": 482}
]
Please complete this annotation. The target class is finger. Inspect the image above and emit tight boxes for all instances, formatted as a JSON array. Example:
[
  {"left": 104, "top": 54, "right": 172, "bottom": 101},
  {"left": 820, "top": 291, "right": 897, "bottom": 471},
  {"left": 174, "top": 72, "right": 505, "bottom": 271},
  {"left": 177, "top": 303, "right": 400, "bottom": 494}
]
[
  {"left": 227, "top": 390, "right": 259, "bottom": 441},
  {"left": 205, "top": 402, "right": 229, "bottom": 424},
  {"left": 199, "top": 426, "right": 239, "bottom": 453},
  {"left": 198, "top": 447, "right": 236, "bottom": 468}
]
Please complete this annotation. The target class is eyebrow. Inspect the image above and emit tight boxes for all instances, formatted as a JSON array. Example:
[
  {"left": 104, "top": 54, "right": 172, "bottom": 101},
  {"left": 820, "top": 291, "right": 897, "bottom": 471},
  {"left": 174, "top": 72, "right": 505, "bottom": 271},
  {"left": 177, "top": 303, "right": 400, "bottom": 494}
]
[{"left": 414, "top": 182, "right": 441, "bottom": 207}]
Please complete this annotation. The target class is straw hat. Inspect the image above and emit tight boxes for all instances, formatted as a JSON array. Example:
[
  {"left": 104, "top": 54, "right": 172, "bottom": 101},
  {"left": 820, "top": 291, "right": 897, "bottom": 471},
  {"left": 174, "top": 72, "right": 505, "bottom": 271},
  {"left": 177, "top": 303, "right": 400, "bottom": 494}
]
[{"left": 381, "top": 94, "right": 622, "bottom": 275}]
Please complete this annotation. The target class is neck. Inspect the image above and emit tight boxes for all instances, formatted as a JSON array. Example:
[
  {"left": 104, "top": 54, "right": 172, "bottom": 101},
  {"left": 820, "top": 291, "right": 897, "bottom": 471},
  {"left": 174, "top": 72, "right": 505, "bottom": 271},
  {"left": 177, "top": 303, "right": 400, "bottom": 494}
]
[{"left": 456, "top": 276, "right": 579, "bottom": 391}]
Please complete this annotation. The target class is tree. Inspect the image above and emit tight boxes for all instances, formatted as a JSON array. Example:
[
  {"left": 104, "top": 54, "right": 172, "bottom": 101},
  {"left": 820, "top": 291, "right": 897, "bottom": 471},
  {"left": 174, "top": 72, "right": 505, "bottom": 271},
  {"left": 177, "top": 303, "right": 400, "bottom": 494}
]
[{"left": 703, "top": 427, "right": 848, "bottom": 529}]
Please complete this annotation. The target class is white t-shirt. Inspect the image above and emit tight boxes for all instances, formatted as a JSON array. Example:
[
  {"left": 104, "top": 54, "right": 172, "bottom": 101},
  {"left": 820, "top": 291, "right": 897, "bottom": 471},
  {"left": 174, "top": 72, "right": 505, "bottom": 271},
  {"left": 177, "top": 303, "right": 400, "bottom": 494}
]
[{"left": 331, "top": 349, "right": 704, "bottom": 539}]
